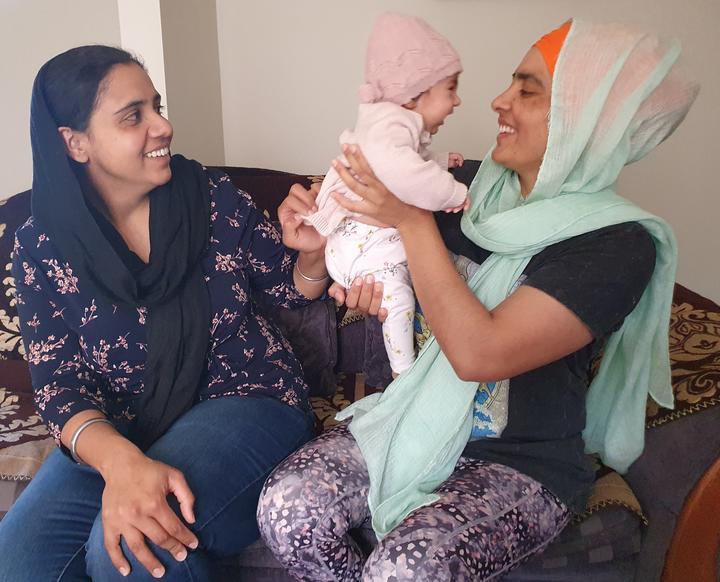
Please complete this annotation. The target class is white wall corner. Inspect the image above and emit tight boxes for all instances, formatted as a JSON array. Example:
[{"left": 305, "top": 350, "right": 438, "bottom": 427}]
[{"left": 117, "top": 0, "right": 168, "bottom": 115}]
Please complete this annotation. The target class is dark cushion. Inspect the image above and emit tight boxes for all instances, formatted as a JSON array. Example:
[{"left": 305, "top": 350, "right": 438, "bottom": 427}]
[
  {"left": 264, "top": 299, "right": 338, "bottom": 399},
  {"left": 212, "top": 166, "right": 320, "bottom": 221}
]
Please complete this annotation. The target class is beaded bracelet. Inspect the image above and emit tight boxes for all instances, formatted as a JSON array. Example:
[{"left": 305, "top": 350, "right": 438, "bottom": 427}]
[{"left": 70, "top": 417, "right": 113, "bottom": 464}]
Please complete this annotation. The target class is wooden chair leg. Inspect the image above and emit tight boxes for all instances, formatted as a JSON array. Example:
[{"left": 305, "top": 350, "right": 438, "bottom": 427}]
[
  {"left": 354, "top": 372, "right": 366, "bottom": 402},
  {"left": 662, "top": 456, "right": 720, "bottom": 582}
]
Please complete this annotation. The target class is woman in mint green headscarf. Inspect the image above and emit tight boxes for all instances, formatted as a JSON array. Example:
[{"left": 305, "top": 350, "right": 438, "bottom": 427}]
[{"left": 258, "top": 19, "right": 699, "bottom": 581}]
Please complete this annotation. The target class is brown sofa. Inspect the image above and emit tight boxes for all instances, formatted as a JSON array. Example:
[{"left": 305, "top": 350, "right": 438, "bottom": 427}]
[{"left": 1, "top": 163, "right": 718, "bottom": 581}]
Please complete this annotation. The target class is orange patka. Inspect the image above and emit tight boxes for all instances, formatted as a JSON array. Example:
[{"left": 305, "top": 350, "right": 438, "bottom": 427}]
[{"left": 534, "top": 20, "right": 572, "bottom": 77}]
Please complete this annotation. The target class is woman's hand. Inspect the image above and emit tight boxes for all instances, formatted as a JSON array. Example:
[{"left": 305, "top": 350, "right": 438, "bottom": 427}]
[
  {"left": 328, "top": 275, "right": 388, "bottom": 323},
  {"left": 100, "top": 450, "right": 199, "bottom": 578},
  {"left": 278, "top": 182, "right": 326, "bottom": 254},
  {"left": 331, "top": 145, "right": 428, "bottom": 229}
]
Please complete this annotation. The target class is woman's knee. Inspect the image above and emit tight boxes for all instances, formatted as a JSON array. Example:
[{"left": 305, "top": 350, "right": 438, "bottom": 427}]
[
  {"left": 256, "top": 443, "right": 320, "bottom": 549},
  {"left": 257, "top": 426, "right": 369, "bottom": 550}
]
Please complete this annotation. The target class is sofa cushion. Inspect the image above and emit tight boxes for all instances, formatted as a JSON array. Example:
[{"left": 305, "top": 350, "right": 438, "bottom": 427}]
[
  {"left": 0, "top": 190, "right": 31, "bottom": 361},
  {"left": 213, "top": 166, "right": 321, "bottom": 222},
  {"left": 0, "top": 360, "right": 52, "bottom": 480},
  {"left": 264, "top": 298, "right": 338, "bottom": 400},
  {"left": 646, "top": 282, "right": 720, "bottom": 428}
]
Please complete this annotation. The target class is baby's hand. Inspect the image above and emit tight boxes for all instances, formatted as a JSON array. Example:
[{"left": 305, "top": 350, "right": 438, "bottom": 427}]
[
  {"left": 445, "top": 196, "right": 470, "bottom": 214},
  {"left": 448, "top": 152, "right": 464, "bottom": 168}
]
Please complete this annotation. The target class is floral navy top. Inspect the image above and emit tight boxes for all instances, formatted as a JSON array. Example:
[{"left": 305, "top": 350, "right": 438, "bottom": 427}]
[{"left": 12, "top": 169, "right": 311, "bottom": 446}]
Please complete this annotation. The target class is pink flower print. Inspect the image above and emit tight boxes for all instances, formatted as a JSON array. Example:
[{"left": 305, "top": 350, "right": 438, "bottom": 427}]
[
  {"left": 115, "top": 406, "right": 136, "bottom": 422},
  {"left": 281, "top": 387, "right": 300, "bottom": 407},
  {"left": 226, "top": 212, "right": 241, "bottom": 229},
  {"left": 248, "top": 253, "right": 271, "bottom": 274},
  {"left": 112, "top": 376, "right": 130, "bottom": 392},
  {"left": 91, "top": 339, "right": 113, "bottom": 374},
  {"left": 115, "top": 333, "right": 130, "bottom": 350},
  {"left": 80, "top": 299, "right": 98, "bottom": 327},
  {"left": 43, "top": 259, "right": 79, "bottom": 294},
  {"left": 136, "top": 307, "right": 147, "bottom": 325},
  {"left": 47, "top": 420, "right": 62, "bottom": 444},
  {"left": 78, "top": 384, "right": 107, "bottom": 409},
  {"left": 236, "top": 188, "right": 256, "bottom": 207},
  {"left": 254, "top": 221, "right": 281, "bottom": 243},
  {"left": 22, "top": 261, "right": 36, "bottom": 286},
  {"left": 54, "top": 354, "right": 83, "bottom": 376},
  {"left": 34, "top": 383, "right": 70, "bottom": 412},
  {"left": 269, "top": 358, "right": 292, "bottom": 373},
  {"left": 37, "top": 233, "right": 48, "bottom": 248},
  {"left": 257, "top": 316, "right": 283, "bottom": 358},
  {"left": 235, "top": 322, "right": 248, "bottom": 342},
  {"left": 13, "top": 289, "right": 25, "bottom": 306},
  {"left": 215, "top": 251, "right": 242, "bottom": 273},
  {"left": 207, "top": 375, "right": 223, "bottom": 388},
  {"left": 27, "top": 334, "right": 68, "bottom": 365},
  {"left": 209, "top": 308, "right": 240, "bottom": 336},
  {"left": 264, "top": 282, "right": 301, "bottom": 307},
  {"left": 231, "top": 282, "right": 249, "bottom": 304},
  {"left": 26, "top": 313, "right": 41, "bottom": 332},
  {"left": 57, "top": 403, "right": 73, "bottom": 415}
]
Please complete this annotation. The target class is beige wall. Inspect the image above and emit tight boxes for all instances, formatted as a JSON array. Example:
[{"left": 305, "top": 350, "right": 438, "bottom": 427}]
[
  {"left": 0, "top": 0, "right": 121, "bottom": 199},
  {"left": 117, "top": 0, "right": 167, "bottom": 108},
  {"left": 216, "top": 0, "right": 719, "bottom": 301},
  {"left": 160, "top": 0, "right": 225, "bottom": 165}
]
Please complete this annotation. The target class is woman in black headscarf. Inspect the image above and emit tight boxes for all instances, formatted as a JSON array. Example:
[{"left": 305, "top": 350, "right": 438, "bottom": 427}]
[{"left": 0, "top": 45, "right": 335, "bottom": 581}]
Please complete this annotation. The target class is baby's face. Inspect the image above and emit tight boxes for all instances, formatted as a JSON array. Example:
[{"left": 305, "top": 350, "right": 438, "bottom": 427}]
[{"left": 413, "top": 74, "right": 461, "bottom": 134}]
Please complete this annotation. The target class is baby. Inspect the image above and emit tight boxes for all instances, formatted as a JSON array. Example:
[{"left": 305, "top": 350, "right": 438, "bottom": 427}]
[{"left": 304, "top": 12, "right": 468, "bottom": 376}]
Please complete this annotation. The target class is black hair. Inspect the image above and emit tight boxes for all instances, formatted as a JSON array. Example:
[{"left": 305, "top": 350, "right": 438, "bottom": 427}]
[{"left": 40, "top": 45, "right": 144, "bottom": 131}]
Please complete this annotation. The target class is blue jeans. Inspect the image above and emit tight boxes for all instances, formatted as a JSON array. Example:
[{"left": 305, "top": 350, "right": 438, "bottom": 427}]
[{"left": 0, "top": 396, "right": 314, "bottom": 581}]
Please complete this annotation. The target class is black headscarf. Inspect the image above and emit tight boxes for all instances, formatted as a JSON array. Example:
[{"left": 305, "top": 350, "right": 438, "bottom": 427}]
[{"left": 30, "top": 65, "right": 210, "bottom": 450}]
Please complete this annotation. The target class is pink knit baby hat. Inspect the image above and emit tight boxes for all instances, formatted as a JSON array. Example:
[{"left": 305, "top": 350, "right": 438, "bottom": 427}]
[{"left": 359, "top": 13, "right": 462, "bottom": 105}]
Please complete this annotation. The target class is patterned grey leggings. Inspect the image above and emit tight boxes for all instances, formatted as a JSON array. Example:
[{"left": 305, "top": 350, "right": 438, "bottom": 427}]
[{"left": 257, "top": 424, "right": 570, "bottom": 581}]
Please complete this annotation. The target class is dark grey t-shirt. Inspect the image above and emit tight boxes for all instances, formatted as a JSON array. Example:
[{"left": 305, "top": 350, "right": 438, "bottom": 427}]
[{"left": 436, "top": 211, "right": 657, "bottom": 512}]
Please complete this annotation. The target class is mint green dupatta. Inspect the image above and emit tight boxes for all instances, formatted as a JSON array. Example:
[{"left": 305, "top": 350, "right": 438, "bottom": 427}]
[{"left": 338, "top": 19, "right": 699, "bottom": 539}]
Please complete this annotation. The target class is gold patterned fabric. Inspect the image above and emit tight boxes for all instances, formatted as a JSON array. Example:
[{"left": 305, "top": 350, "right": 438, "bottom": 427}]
[
  {"left": 0, "top": 378, "right": 51, "bottom": 480},
  {"left": 646, "top": 283, "right": 720, "bottom": 427},
  {"left": 0, "top": 192, "right": 30, "bottom": 361}
]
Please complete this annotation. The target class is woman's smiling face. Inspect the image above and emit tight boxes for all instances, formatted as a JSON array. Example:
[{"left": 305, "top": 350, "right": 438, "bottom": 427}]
[
  {"left": 490, "top": 47, "right": 552, "bottom": 194},
  {"left": 78, "top": 63, "right": 173, "bottom": 201}
]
